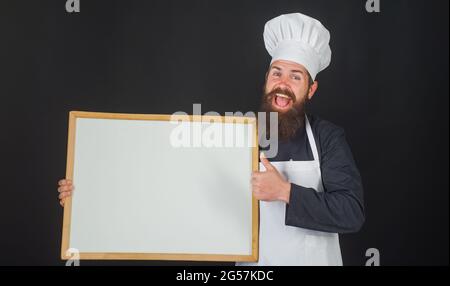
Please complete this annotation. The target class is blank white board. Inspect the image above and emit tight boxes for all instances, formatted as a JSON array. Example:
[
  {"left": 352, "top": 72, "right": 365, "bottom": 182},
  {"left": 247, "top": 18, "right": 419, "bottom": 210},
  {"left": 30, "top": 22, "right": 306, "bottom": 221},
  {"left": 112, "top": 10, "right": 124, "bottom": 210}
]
[{"left": 61, "top": 111, "right": 259, "bottom": 261}]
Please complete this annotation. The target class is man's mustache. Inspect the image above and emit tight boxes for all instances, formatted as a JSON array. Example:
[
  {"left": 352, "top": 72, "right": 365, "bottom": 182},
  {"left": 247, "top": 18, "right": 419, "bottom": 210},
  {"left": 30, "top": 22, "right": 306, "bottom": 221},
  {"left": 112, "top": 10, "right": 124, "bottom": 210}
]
[{"left": 266, "top": 87, "right": 297, "bottom": 103}]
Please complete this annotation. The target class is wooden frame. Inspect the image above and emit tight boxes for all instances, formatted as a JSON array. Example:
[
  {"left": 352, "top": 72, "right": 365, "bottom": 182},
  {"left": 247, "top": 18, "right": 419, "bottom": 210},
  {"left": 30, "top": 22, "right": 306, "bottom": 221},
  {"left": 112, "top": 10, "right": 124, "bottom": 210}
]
[{"left": 61, "top": 111, "right": 259, "bottom": 261}]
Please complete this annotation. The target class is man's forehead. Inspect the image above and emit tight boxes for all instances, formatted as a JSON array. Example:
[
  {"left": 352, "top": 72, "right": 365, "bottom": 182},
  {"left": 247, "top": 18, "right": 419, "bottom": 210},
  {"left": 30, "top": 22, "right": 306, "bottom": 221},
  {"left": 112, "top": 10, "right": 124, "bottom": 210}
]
[{"left": 269, "top": 60, "right": 307, "bottom": 73}]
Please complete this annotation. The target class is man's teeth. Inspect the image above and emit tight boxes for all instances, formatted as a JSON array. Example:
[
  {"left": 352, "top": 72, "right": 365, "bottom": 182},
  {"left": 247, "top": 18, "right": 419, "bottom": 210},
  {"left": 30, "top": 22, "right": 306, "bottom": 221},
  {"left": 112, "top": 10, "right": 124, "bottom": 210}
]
[{"left": 276, "top": 93, "right": 291, "bottom": 99}]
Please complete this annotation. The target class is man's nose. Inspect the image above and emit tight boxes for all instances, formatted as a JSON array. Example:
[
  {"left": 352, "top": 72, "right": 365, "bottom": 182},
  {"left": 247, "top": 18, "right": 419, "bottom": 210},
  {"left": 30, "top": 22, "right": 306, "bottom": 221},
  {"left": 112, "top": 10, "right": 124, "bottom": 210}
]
[{"left": 275, "top": 81, "right": 291, "bottom": 90}]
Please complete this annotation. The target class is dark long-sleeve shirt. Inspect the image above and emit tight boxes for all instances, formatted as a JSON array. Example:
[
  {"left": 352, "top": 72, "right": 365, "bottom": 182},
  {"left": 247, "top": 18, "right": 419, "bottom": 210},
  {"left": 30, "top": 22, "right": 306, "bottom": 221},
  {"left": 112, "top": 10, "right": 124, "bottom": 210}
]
[{"left": 262, "top": 114, "right": 365, "bottom": 234}]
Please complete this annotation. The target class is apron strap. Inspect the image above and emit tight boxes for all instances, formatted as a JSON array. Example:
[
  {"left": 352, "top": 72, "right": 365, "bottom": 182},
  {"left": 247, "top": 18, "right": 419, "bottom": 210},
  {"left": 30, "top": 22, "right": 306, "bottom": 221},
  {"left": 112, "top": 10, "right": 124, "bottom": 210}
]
[{"left": 305, "top": 115, "right": 320, "bottom": 162}]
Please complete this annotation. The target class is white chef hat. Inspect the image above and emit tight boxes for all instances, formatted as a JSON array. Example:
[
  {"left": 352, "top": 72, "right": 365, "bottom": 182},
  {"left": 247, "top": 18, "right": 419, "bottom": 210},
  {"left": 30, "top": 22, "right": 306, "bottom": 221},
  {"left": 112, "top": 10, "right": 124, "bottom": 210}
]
[{"left": 263, "top": 13, "right": 332, "bottom": 81}]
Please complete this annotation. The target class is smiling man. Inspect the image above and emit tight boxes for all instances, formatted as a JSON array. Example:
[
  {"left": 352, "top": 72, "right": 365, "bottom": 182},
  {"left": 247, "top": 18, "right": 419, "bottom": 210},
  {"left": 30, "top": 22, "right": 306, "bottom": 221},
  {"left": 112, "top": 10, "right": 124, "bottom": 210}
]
[{"left": 238, "top": 13, "right": 365, "bottom": 266}]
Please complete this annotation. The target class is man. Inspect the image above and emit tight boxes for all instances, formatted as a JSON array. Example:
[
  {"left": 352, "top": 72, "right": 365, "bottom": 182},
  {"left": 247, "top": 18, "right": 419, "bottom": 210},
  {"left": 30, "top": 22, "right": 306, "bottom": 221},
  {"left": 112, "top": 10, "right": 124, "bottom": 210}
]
[
  {"left": 238, "top": 13, "right": 365, "bottom": 266},
  {"left": 57, "top": 12, "right": 364, "bottom": 266}
]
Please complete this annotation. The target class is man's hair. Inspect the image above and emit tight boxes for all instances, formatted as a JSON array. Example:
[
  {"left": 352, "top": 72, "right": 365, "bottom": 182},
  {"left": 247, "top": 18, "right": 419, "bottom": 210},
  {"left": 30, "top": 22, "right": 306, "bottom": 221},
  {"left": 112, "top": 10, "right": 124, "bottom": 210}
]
[{"left": 306, "top": 71, "right": 314, "bottom": 89}]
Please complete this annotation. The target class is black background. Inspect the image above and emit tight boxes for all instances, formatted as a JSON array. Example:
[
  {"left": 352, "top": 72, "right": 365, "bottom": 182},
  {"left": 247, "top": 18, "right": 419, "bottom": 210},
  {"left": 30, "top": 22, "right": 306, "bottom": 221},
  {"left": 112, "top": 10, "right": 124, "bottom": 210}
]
[{"left": 0, "top": 0, "right": 448, "bottom": 266}]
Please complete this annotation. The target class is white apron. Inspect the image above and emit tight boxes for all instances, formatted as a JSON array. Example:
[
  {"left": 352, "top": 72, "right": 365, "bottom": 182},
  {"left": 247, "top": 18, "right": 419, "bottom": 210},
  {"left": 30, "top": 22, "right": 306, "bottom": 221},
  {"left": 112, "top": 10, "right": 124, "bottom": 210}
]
[{"left": 239, "top": 115, "right": 342, "bottom": 266}]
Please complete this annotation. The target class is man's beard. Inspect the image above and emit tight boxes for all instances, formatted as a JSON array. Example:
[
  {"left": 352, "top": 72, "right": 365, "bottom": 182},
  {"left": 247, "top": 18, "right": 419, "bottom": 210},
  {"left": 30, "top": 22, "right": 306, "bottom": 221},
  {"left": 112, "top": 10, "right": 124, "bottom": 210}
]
[{"left": 259, "top": 86, "right": 307, "bottom": 142}]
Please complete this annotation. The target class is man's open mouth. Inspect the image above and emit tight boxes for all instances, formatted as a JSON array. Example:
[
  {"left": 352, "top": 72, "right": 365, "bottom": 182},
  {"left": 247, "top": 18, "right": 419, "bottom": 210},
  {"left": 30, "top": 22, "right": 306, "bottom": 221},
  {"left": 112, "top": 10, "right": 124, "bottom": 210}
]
[{"left": 272, "top": 93, "right": 293, "bottom": 110}]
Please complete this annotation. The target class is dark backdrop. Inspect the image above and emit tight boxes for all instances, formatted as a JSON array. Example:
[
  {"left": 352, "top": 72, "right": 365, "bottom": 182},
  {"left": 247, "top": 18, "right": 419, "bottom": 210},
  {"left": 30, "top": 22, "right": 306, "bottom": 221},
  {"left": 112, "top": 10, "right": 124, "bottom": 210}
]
[{"left": 0, "top": 0, "right": 448, "bottom": 266}]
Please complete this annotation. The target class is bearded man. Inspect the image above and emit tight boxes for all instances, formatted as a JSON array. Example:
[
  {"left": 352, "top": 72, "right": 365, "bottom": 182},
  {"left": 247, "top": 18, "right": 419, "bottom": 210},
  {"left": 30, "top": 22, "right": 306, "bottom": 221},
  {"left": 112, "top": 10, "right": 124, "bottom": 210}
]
[{"left": 238, "top": 13, "right": 365, "bottom": 266}]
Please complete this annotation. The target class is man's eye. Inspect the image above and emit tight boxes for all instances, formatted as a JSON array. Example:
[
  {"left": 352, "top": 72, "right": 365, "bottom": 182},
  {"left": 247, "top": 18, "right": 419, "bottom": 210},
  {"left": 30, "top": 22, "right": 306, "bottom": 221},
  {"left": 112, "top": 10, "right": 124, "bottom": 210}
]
[
  {"left": 272, "top": 72, "right": 281, "bottom": 77},
  {"left": 291, "top": 74, "right": 301, "bottom": 80}
]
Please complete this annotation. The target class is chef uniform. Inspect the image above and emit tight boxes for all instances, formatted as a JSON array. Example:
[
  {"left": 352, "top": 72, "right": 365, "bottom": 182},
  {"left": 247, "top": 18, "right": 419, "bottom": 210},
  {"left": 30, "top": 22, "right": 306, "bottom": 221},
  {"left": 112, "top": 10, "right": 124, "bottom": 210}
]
[{"left": 238, "top": 13, "right": 365, "bottom": 266}]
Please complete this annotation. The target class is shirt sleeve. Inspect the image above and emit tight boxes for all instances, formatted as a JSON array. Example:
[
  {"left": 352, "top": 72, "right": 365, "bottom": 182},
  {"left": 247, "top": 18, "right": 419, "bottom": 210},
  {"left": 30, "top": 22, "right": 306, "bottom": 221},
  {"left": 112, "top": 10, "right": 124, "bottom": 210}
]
[{"left": 285, "top": 123, "right": 365, "bottom": 233}]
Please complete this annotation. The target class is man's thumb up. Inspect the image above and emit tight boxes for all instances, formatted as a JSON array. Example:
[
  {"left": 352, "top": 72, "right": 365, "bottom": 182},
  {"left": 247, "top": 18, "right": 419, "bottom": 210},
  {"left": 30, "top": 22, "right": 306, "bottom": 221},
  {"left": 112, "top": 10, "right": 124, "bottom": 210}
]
[{"left": 260, "top": 152, "right": 275, "bottom": 171}]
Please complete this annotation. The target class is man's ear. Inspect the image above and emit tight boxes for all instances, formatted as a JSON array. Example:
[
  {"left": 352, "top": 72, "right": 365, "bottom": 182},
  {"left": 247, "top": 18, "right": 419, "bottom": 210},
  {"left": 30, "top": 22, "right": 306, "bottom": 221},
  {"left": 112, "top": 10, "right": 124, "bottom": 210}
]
[{"left": 307, "top": 81, "right": 318, "bottom": 100}]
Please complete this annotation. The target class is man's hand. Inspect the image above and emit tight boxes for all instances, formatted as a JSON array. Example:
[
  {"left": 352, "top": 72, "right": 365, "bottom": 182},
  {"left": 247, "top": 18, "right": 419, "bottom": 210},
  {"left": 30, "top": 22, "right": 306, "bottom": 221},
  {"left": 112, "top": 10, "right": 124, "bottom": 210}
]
[
  {"left": 58, "top": 179, "right": 74, "bottom": 207},
  {"left": 252, "top": 153, "right": 291, "bottom": 203}
]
